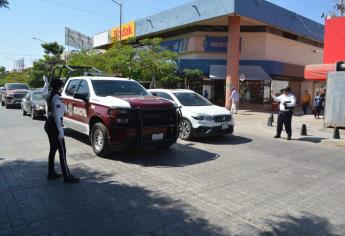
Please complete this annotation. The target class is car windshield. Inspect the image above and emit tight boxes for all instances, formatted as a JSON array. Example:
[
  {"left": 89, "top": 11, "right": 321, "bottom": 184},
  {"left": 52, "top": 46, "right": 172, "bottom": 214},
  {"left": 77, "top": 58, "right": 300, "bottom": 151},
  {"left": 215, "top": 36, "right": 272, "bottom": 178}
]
[
  {"left": 7, "top": 84, "right": 29, "bottom": 90},
  {"left": 91, "top": 80, "right": 150, "bottom": 97},
  {"left": 173, "top": 92, "right": 212, "bottom": 106},
  {"left": 32, "top": 91, "right": 44, "bottom": 101}
]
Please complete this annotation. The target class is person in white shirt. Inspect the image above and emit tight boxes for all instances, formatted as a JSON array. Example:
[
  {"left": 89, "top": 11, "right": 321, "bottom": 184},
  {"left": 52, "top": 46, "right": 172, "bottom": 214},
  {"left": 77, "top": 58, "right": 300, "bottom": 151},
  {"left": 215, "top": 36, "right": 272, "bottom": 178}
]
[
  {"left": 230, "top": 87, "right": 240, "bottom": 114},
  {"left": 271, "top": 87, "right": 296, "bottom": 140},
  {"left": 42, "top": 77, "right": 79, "bottom": 183}
]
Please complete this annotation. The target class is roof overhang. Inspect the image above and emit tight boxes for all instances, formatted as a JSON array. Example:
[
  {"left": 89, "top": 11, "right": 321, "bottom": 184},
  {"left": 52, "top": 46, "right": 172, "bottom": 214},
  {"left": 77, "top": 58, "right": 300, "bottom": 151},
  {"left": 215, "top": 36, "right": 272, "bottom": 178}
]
[
  {"left": 304, "top": 64, "right": 336, "bottom": 81},
  {"left": 135, "top": 0, "right": 324, "bottom": 43}
]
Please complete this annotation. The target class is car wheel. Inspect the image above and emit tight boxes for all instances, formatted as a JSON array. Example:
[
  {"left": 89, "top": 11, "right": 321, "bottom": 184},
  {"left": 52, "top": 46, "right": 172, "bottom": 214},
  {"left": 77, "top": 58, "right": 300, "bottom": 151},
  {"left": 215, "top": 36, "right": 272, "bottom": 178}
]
[
  {"left": 91, "top": 123, "right": 111, "bottom": 157},
  {"left": 1, "top": 101, "right": 4, "bottom": 106},
  {"left": 31, "top": 108, "right": 36, "bottom": 119},
  {"left": 22, "top": 106, "right": 27, "bottom": 116},
  {"left": 5, "top": 101, "right": 9, "bottom": 109},
  {"left": 179, "top": 119, "right": 193, "bottom": 140}
]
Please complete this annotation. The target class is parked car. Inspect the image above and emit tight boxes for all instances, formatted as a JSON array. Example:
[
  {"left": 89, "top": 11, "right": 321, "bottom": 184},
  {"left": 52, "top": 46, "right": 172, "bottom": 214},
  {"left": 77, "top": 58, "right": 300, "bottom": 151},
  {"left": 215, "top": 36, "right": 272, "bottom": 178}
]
[
  {"left": 0, "top": 87, "right": 5, "bottom": 101},
  {"left": 148, "top": 89, "right": 234, "bottom": 140},
  {"left": 21, "top": 90, "right": 46, "bottom": 119},
  {"left": 1, "top": 83, "right": 30, "bottom": 108},
  {"left": 57, "top": 76, "right": 180, "bottom": 157}
]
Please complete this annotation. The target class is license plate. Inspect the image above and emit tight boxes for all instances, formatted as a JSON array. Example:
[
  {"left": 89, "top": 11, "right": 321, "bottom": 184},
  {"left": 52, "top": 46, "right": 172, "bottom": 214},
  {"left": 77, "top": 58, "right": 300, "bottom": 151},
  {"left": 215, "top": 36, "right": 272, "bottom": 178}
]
[
  {"left": 152, "top": 133, "right": 164, "bottom": 141},
  {"left": 221, "top": 124, "right": 228, "bottom": 130}
]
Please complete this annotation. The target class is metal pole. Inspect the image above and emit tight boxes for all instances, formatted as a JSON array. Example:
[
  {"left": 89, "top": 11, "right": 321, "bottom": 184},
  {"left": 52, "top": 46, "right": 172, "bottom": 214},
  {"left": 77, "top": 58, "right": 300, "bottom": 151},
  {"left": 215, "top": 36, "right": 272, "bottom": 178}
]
[
  {"left": 110, "top": 0, "right": 122, "bottom": 42},
  {"left": 120, "top": 3, "right": 122, "bottom": 42}
]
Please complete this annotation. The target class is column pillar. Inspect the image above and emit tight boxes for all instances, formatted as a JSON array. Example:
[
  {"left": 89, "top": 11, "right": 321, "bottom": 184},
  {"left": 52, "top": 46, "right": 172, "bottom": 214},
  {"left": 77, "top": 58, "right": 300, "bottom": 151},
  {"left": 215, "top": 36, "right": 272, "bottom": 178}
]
[{"left": 225, "top": 15, "right": 241, "bottom": 109}]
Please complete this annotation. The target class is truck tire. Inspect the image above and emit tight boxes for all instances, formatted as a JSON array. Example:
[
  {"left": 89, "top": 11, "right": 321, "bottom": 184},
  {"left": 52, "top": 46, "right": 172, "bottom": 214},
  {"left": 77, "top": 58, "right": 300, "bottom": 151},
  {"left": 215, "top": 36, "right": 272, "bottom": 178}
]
[
  {"left": 179, "top": 119, "right": 193, "bottom": 140},
  {"left": 91, "top": 123, "right": 111, "bottom": 157}
]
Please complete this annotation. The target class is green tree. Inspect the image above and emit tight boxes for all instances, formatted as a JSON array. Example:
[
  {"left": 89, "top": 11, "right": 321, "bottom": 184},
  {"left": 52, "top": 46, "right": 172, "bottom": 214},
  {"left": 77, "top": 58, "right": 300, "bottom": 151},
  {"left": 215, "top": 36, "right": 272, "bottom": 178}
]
[
  {"left": 29, "top": 42, "right": 65, "bottom": 88},
  {"left": 0, "top": 71, "right": 30, "bottom": 86},
  {"left": 0, "top": 0, "right": 9, "bottom": 8},
  {"left": 183, "top": 68, "right": 203, "bottom": 92},
  {"left": 0, "top": 66, "right": 6, "bottom": 79},
  {"left": 68, "top": 38, "right": 180, "bottom": 86}
]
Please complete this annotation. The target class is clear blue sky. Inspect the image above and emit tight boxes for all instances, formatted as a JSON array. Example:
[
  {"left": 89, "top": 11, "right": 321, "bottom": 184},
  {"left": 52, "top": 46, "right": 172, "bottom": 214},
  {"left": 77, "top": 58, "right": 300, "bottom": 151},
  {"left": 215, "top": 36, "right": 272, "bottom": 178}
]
[{"left": 0, "top": 0, "right": 334, "bottom": 71}]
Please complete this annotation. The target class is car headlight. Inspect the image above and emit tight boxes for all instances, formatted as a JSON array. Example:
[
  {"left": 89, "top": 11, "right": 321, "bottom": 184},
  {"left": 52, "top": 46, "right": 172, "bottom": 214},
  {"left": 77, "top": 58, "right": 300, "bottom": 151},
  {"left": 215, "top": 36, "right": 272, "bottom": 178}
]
[
  {"left": 192, "top": 114, "right": 213, "bottom": 121},
  {"left": 35, "top": 104, "right": 45, "bottom": 110}
]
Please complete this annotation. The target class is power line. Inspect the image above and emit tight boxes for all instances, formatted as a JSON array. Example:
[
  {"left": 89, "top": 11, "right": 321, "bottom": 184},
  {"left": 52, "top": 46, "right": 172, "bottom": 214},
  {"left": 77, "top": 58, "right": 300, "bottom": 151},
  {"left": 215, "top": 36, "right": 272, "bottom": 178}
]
[{"left": 37, "top": 0, "right": 115, "bottom": 18}]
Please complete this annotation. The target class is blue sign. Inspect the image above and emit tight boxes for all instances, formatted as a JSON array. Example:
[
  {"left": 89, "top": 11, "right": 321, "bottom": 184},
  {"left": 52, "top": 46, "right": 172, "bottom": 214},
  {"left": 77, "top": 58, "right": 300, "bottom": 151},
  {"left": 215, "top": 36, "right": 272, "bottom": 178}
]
[
  {"left": 203, "top": 37, "right": 228, "bottom": 52},
  {"left": 161, "top": 39, "right": 186, "bottom": 53}
]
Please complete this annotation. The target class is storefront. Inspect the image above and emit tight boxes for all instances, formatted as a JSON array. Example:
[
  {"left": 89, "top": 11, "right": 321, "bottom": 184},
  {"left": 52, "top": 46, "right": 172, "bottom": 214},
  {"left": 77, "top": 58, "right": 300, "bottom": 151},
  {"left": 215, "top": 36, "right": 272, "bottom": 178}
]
[{"left": 93, "top": 0, "right": 324, "bottom": 107}]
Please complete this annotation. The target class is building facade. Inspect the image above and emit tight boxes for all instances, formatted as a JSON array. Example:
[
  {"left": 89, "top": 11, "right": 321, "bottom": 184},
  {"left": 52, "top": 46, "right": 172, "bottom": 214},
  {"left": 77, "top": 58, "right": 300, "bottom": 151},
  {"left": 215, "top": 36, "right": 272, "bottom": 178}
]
[{"left": 93, "top": 0, "right": 324, "bottom": 107}]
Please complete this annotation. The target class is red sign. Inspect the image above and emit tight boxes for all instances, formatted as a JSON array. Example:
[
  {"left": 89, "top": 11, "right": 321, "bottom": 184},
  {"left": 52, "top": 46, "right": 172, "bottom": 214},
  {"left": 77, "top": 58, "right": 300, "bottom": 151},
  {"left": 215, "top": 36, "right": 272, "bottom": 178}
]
[{"left": 324, "top": 17, "right": 345, "bottom": 64}]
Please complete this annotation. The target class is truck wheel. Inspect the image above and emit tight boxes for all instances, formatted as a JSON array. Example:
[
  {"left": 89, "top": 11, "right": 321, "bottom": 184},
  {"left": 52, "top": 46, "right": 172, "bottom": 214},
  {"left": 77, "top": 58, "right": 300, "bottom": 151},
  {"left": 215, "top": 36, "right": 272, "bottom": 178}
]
[
  {"left": 179, "top": 119, "right": 192, "bottom": 140},
  {"left": 91, "top": 123, "right": 111, "bottom": 157}
]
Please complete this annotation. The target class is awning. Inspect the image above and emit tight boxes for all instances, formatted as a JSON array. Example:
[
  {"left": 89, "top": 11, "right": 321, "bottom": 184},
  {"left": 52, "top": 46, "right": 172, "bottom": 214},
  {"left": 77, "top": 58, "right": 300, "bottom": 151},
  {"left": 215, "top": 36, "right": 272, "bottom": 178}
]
[
  {"left": 304, "top": 64, "right": 336, "bottom": 81},
  {"left": 209, "top": 65, "right": 272, "bottom": 81}
]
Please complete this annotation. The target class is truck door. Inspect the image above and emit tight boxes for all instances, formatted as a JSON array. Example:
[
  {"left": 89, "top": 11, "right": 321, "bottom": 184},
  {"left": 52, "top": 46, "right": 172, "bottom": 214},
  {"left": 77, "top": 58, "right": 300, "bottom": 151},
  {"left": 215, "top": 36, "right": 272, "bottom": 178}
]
[
  {"left": 72, "top": 80, "right": 90, "bottom": 134},
  {"left": 62, "top": 79, "right": 80, "bottom": 130}
]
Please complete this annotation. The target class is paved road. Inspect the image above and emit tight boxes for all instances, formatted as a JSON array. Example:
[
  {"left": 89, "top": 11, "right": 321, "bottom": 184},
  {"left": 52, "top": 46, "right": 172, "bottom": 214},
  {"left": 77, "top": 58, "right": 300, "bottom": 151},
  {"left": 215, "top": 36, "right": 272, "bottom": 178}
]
[{"left": 1, "top": 106, "right": 345, "bottom": 236}]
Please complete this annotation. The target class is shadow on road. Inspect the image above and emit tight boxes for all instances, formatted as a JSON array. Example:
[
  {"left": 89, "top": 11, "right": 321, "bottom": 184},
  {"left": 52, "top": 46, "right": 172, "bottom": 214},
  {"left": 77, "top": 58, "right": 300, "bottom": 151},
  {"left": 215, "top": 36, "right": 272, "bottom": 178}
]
[
  {"left": 259, "top": 212, "right": 341, "bottom": 236},
  {"left": 64, "top": 128, "right": 90, "bottom": 145},
  {"left": 112, "top": 143, "right": 219, "bottom": 167},
  {"left": 0, "top": 159, "right": 226, "bottom": 236},
  {"left": 64, "top": 128, "right": 219, "bottom": 167},
  {"left": 297, "top": 137, "right": 326, "bottom": 143},
  {"left": 194, "top": 135, "right": 252, "bottom": 145}
]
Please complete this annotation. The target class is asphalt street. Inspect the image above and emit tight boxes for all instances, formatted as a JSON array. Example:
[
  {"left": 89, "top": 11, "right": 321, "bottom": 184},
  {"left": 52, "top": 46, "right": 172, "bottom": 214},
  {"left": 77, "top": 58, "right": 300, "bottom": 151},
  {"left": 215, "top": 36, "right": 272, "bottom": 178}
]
[{"left": 1, "top": 105, "right": 345, "bottom": 236}]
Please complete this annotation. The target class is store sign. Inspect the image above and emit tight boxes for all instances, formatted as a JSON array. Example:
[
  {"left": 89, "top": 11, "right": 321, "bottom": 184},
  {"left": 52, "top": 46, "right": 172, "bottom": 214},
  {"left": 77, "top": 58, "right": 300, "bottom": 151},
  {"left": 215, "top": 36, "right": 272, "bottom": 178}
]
[
  {"left": 111, "top": 21, "right": 135, "bottom": 41},
  {"left": 203, "top": 37, "right": 228, "bottom": 52},
  {"left": 160, "top": 39, "right": 187, "bottom": 53}
]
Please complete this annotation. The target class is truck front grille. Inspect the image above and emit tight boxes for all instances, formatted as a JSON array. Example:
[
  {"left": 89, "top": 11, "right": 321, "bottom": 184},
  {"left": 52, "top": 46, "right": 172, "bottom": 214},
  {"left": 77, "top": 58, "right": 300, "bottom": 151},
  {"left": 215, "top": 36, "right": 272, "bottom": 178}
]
[{"left": 13, "top": 93, "right": 27, "bottom": 99}]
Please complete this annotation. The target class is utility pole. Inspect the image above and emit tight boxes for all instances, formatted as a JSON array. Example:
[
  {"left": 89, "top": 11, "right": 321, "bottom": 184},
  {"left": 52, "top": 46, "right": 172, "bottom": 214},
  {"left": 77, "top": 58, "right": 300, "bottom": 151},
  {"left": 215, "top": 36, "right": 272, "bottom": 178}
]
[{"left": 110, "top": 0, "right": 122, "bottom": 42}]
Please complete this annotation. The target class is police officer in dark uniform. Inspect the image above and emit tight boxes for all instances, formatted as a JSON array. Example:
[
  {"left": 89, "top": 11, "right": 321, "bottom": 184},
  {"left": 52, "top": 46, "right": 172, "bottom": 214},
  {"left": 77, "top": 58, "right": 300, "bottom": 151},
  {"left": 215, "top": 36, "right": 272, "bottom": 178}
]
[
  {"left": 42, "top": 77, "right": 79, "bottom": 183},
  {"left": 271, "top": 87, "right": 296, "bottom": 140}
]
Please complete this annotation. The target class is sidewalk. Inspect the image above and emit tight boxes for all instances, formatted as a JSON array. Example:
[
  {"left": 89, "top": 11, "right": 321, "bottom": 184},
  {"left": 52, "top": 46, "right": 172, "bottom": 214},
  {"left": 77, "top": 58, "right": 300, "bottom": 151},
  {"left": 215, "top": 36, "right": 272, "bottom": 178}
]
[{"left": 233, "top": 109, "right": 345, "bottom": 147}]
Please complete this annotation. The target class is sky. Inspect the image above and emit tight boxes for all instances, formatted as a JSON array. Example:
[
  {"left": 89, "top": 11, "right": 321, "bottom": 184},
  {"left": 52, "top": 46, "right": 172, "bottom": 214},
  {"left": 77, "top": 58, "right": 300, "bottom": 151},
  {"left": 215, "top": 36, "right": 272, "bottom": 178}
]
[{"left": 0, "top": 0, "right": 335, "bottom": 71}]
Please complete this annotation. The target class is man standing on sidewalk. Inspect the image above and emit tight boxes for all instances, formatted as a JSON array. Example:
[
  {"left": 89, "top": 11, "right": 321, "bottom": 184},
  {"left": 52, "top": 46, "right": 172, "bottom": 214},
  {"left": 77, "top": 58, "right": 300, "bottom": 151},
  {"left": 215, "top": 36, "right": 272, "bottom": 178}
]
[
  {"left": 271, "top": 87, "right": 296, "bottom": 140},
  {"left": 302, "top": 90, "right": 311, "bottom": 115},
  {"left": 230, "top": 87, "right": 240, "bottom": 114}
]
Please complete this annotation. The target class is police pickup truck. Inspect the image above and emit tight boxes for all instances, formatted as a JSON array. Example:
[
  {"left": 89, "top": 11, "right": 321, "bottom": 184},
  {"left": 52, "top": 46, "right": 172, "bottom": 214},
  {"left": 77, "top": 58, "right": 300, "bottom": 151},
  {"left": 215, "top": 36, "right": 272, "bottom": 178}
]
[{"left": 60, "top": 75, "right": 180, "bottom": 156}]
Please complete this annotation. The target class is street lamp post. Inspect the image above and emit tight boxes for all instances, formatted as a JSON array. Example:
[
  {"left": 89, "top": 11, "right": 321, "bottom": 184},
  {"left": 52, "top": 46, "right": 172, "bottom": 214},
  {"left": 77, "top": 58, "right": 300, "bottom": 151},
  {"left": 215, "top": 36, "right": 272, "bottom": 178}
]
[
  {"left": 32, "top": 37, "right": 47, "bottom": 43},
  {"left": 110, "top": 0, "right": 122, "bottom": 42}
]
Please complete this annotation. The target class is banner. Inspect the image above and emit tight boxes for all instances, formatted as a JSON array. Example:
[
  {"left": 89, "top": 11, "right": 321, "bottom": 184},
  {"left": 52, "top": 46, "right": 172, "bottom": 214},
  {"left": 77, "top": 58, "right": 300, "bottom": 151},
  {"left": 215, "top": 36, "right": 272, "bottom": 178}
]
[
  {"left": 160, "top": 39, "right": 187, "bottom": 53},
  {"left": 203, "top": 37, "right": 228, "bottom": 52},
  {"left": 111, "top": 21, "right": 135, "bottom": 41}
]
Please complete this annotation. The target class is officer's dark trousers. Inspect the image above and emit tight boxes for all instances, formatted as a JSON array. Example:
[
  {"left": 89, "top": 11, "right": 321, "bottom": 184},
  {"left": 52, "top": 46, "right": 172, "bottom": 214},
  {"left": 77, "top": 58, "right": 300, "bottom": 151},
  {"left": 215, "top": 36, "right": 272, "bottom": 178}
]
[
  {"left": 44, "top": 117, "right": 70, "bottom": 179},
  {"left": 277, "top": 110, "right": 293, "bottom": 136}
]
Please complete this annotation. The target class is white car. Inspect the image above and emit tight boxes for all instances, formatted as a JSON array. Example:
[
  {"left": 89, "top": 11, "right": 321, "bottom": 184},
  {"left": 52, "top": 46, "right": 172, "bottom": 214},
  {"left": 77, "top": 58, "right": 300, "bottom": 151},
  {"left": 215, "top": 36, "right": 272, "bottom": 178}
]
[{"left": 148, "top": 89, "right": 234, "bottom": 140}]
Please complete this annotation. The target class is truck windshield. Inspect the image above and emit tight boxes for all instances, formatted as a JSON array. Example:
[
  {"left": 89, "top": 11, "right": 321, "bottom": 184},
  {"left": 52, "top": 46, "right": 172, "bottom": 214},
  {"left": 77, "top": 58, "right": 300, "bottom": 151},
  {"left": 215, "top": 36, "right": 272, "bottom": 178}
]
[
  {"left": 173, "top": 92, "right": 213, "bottom": 106},
  {"left": 91, "top": 80, "right": 150, "bottom": 97},
  {"left": 7, "top": 84, "right": 29, "bottom": 90}
]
